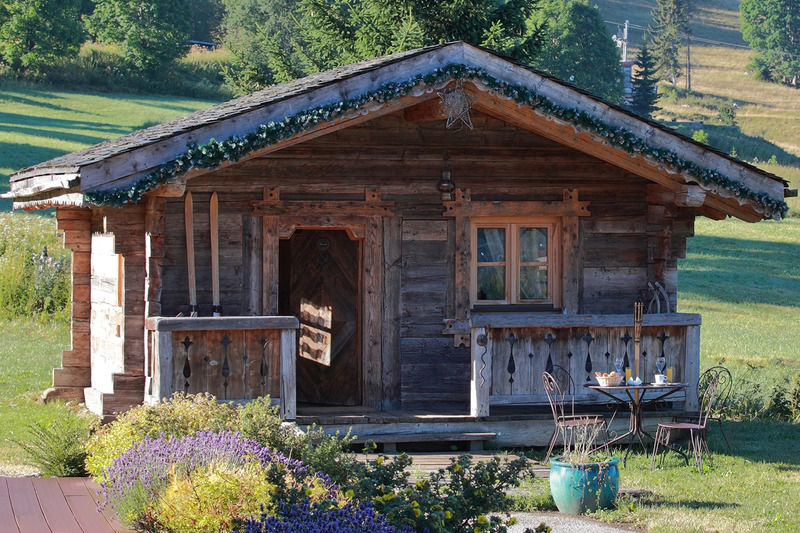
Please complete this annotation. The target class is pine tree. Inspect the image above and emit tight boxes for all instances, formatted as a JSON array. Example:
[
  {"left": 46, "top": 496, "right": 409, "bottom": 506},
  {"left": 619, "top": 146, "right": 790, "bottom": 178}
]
[
  {"left": 630, "top": 41, "right": 660, "bottom": 118},
  {"left": 649, "top": 0, "right": 690, "bottom": 84}
]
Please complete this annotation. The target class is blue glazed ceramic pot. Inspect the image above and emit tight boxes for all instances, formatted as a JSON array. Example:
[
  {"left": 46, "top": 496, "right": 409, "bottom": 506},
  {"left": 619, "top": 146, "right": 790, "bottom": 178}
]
[{"left": 549, "top": 457, "right": 620, "bottom": 514}]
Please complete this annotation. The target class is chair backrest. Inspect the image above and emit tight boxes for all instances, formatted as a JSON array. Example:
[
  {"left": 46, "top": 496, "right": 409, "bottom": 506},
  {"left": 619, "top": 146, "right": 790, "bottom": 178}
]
[
  {"left": 699, "top": 366, "right": 732, "bottom": 417},
  {"left": 542, "top": 371, "right": 562, "bottom": 422},
  {"left": 697, "top": 372, "right": 720, "bottom": 428}
]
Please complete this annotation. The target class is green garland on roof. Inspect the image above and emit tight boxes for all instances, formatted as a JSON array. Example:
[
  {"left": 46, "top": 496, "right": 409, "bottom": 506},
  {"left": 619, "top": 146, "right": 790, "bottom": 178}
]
[{"left": 85, "top": 64, "right": 788, "bottom": 218}]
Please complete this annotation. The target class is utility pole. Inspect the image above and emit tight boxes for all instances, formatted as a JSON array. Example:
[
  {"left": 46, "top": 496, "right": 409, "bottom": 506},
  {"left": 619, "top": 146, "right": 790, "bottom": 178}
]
[
  {"left": 622, "top": 20, "right": 629, "bottom": 61},
  {"left": 685, "top": 33, "right": 691, "bottom": 92}
]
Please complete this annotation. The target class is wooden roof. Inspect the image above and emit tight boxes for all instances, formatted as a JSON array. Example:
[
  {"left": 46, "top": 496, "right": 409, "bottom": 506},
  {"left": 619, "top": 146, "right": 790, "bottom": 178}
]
[{"left": 5, "top": 42, "right": 790, "bottom": 220}]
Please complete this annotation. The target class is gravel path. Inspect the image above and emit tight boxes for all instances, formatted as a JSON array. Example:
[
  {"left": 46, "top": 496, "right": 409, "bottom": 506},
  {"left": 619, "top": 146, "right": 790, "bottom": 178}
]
[{"left": 508, "top": 512, "right": 640, "bottom": 532}]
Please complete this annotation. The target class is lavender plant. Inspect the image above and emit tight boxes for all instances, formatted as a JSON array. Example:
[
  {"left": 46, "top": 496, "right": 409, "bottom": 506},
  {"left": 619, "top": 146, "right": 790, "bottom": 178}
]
[
  {"left": 102, "top": 431, "right": 335, "bottom": 533},
  {"left": 234, "top": 501, "right": 413, "bottom": 533}
]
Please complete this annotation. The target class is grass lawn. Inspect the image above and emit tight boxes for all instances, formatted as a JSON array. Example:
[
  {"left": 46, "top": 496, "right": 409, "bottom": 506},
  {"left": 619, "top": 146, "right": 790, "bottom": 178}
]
[
  {"left": 517, "top": 420, "right": 800, "bottom": 532},
  {"left": 0, "top": 82, "right": 219, "bottom": 209},
  {"left": 0, "top": 318, "right": 70, "bottom": 473}
]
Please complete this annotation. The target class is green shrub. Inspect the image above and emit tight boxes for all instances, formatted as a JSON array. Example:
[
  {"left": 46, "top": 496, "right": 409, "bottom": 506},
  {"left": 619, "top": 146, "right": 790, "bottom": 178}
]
[
  {"left": 0, "top": 213, "right": 71, "bottom": 321},
  {"left": 157, "top": 460, "right": 277, "bottom": 533},
  {"left": 715, "top": 100, "right": 737, "bottom": 127},
  {"left": 347, "top": 452, "right": 532, "bottom": 533},
  {"left": 692, "top": 129, "right": 709, "bottom": 144},
  {"left": 85, "top": 392, "right": 238, "bottom": 478},
  {"left": 238, "top": 397, "right": 358, "bottom": 486},
  {"left": 15, "top": 406, "right": 98, "bottom": 477}
]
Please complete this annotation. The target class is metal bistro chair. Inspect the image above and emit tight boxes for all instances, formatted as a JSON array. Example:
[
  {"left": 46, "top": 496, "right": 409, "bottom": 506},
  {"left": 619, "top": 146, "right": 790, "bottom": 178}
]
[
  {"left": 542, "top": 369, "right": 608, "bottom": 463},
  {"left": 651, "top": 372, "right": 720, "bottom": 474},
  {"left": 679, "top": 366, "right": 734, "bottom": 455}
]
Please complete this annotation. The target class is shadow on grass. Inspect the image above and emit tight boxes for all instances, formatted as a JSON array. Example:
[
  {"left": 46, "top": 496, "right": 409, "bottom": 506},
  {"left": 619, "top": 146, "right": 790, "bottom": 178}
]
[
  {"left": 671, "top": 121, "right": 800, "bottom": 166},
  {"left": 718, "top": 419, "right": 800, "bottom": 465},
  {"left": 0, "top": 91, "right": 77, "bottom": 113},
  {"left": 0, "top": 111, "right": 133, "bottom": 138},
  {"left": 681, "top": 235, "right": 800, "bottom": 308}
]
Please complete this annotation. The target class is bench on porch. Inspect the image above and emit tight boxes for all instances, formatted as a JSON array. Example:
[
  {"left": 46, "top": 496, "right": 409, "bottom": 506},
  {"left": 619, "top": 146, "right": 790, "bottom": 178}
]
[{"left": 351, "top": 432, "right": 497, "bottom": 452}]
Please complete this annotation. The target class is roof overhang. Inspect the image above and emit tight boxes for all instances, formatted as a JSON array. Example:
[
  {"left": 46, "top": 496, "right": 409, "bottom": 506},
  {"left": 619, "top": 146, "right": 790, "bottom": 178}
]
[{"left": 5, "top": 42, "right": 789, "bottom": 220}]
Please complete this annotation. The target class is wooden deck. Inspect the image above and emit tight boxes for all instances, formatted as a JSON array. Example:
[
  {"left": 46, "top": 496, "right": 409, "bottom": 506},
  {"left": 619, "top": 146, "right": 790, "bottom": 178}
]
[{"left": 0, "top": 477, "right": 133, "bottom": 533}]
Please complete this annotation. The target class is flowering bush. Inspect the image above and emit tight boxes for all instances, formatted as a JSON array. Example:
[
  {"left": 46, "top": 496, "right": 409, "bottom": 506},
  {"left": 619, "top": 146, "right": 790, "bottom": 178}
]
[
  {"left": 347, "top": 452, "right": 531, "bottom": 533},
  {"left": 235, "top": 501, "right": 413, "bottom": 533},
  {"left": 101, "top": 431, "right": 335, "bottom": 533},
  {"left": 85, "top": 392, "right": 238, "bottom": 478},
  {"left": 239, "top": 396, "right": 358, "bottom": 485}
]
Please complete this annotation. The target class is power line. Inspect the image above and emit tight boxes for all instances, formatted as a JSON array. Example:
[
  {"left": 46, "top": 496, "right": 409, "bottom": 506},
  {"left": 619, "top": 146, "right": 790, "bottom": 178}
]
[{"left": 604, "top": 18, "right": 800, "bottom": 60}]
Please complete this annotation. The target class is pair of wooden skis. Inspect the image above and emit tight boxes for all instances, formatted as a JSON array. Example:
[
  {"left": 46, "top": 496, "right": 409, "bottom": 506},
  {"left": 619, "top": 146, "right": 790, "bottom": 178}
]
[{"left": 184, "top": 191, "right": 221, "bottom": 317}]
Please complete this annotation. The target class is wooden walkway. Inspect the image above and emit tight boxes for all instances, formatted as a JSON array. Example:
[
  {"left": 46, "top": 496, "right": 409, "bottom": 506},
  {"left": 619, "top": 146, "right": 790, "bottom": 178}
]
[{"left": 0, "top": 477, "right": 134, "bottom": 533}]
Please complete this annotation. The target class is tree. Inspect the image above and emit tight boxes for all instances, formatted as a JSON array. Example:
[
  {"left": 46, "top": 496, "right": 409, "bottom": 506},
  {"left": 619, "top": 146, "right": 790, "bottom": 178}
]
[
  {"left": 649, "top": 0, "right": 690, "bottom": 84},
  {"left": 630, "top": 41, "right": 660, "bottom": 118},
  {"left": 219, "top": 0, "right": 304, "bottom": 91},
  {"left": 85, "top": 0, "right": 192, "bottom": 73},
  {"left": 188, "top": 0, "right": 224, "bottom": 43},
  {"left": 0, "top": 0, "right": 84, "bottom": 72},
  {"left": 221, "top": 0, "right": 546, "bottom": 90},
  {"left": 740, "top": 0, "right": 800, "bottom": 86},
  {"left": 531, "top": 0, "right": 624, "bottom": 103}
]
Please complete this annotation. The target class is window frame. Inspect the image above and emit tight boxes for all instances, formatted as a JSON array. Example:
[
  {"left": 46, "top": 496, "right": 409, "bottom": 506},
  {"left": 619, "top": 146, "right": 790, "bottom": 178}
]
[{"left": 470, "top": 217, "right": 562, "bottom": 308}]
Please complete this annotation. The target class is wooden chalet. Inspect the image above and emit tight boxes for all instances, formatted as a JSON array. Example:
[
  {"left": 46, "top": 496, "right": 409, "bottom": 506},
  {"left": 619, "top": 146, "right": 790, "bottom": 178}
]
[{"left": 6, "top": 42, "right": 791, "bottom": 446}]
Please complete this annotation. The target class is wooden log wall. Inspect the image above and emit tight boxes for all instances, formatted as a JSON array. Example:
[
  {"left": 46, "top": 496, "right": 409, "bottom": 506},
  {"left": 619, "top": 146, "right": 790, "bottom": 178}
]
[
  {"left": 43, "top": 208, "right": 92, "bottom": 403},
  {"left": 84, "top": 205, "right": 147, "bottom": 418},
  {"left": 154, "top": 109, "right": 696, "bottom": 407}
]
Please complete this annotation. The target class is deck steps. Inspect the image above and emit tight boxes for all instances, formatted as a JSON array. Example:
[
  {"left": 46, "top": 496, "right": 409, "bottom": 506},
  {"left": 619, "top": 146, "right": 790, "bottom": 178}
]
[{"left": 351, "top": 431, "right": 497, "bottom": 452}]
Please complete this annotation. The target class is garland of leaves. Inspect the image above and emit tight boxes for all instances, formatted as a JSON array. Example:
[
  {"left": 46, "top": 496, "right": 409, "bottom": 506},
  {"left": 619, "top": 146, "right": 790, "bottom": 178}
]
[{"left": 85, "top": 64, "right": 788, "bottom": 218}]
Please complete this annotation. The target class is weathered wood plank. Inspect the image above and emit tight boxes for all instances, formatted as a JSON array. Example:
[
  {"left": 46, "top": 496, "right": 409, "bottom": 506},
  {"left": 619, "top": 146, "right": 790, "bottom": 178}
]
[
  {"left": 470, "top": 313, "right": 702, "bottom": 329},
  {"left": 382, "top": 217, "right": 402, "bottom": 409},
  {"left": 280, "top": 328, "right": 297, "bottom": 420},
  {"left": 363, "top": 216, "right": 383, "bottom": 409},
  {"left": 471, "top": 327, "right": 490, "bottom": 417},
  {"left": 262, "top": 207, "right": 279, "bottom": 315},
  {"left": 146, "top": 316, "right": 299, "bottom": 331}
]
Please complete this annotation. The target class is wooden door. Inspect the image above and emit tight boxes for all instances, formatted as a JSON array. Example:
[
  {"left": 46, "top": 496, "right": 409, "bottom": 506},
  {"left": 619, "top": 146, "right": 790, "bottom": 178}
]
[{"left": 284, "top": 230, "right": 361, "bottom": 405}]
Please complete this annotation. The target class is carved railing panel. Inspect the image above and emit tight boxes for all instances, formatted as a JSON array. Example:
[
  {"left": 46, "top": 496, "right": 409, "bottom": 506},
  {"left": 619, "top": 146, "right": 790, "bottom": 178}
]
[
  {"left": 145, "top": 316, "right": 298, "bottom": 419},
  {"left": 470, "top": 314, "right": 701, "bottom": 416}
]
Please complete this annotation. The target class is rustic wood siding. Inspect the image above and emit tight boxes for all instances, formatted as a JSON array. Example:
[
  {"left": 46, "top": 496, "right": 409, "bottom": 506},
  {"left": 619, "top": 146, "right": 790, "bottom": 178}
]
[{"left": 154, "top": 110, "right": 694, "bottom": 406}]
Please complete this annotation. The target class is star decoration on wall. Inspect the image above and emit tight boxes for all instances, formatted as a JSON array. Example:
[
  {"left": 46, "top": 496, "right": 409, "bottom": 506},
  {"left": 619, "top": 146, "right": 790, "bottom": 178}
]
[{"left": 438, "top": 81, "right": 473, "bottom": 130}]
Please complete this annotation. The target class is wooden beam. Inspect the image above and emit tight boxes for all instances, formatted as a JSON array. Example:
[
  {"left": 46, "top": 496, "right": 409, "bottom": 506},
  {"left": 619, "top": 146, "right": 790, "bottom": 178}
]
[
  {"left": 443, "top": 189, "right": 590, "bottom": 217},
  {"left": 252, "top": 200, "right": 394, "bottom": 217},
  {"left": 363, "top": 216, "right": 383, "bottom": 409},
  {"left": 402, "top": 98, "right": 444, "bottom": 122},
  {"left": 675, "top": 184, "right": 706, "bottom": 207}
]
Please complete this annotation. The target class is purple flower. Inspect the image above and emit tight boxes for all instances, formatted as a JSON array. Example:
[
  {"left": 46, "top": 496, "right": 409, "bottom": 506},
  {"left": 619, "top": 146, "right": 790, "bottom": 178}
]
[{"left": 235, "top": 501, "right": 413, "bottom": 533}]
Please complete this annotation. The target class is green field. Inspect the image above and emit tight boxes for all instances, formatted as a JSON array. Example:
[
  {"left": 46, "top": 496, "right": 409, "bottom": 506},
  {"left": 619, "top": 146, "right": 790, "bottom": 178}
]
[{"left": 0, "top": 82, "right": 219, "bottom": 209}]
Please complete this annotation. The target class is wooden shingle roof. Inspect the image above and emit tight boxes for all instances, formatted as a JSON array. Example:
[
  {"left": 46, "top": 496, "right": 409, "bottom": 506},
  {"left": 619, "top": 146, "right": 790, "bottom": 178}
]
[{"left": 6, "top": 41, "right": 790, "bottom": 220}]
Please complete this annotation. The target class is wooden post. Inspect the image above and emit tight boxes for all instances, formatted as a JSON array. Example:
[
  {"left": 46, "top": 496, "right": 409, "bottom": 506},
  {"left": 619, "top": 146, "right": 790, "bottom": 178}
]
[
  {"left": 262, "top": 187, "right": 280, "bottom": 316},
  {"left": 381, "top": 216, "right": 402, "bottom": 410},
  {"left": 280, "top": 328, "right": 297, "bottom": 420},
  {"left": 470, "top": 327, "right": 491, "bottom": 418},
  {"left": 147, "top": 330, "right": 173, "bottom": 403},
  {"left": 684, "top": 324, "right": 701, "bottom": 411},
  {"left": 362, "top": 215, "right": 383, "bottom": 409}
]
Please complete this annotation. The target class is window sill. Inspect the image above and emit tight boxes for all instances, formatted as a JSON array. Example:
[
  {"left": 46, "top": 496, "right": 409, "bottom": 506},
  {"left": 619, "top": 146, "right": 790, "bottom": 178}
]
[{"left": 471, "top": 304, "right": 561, "bottom": 313}]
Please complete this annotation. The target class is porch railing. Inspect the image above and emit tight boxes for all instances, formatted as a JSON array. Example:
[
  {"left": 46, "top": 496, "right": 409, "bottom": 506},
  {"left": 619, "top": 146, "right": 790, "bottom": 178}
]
[
  {"left": 469, "top": 313, "right": 701, "bottom": 417},
  {"left": 144, "top": 316, "right": 299, "bottom": 419}
]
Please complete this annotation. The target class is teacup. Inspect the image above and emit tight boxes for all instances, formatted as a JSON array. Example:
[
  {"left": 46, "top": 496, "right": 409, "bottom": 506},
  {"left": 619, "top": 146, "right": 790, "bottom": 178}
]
[{"left": 654, "top": 373, "right": 668, "bottom": 385}]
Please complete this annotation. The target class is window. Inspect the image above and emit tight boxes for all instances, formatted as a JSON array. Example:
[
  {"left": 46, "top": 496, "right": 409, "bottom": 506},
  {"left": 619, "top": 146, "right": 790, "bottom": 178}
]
[{"left": 471, "top": 218, "right": 561, "bottom": 307}]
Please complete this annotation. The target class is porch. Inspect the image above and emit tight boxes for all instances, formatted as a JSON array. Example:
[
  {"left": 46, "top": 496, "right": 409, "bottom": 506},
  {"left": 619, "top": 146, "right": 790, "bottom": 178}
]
[{"left": 144, "top": 312, "right": 699, "bottom": 448}]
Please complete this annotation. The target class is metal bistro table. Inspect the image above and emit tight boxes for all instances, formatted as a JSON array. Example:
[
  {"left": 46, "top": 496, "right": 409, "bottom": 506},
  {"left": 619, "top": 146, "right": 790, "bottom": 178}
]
[{"left": 587, "top": 382, "right": 688, "bottom": 465}]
